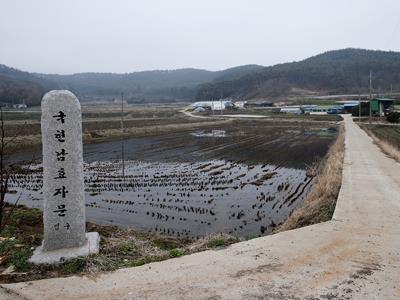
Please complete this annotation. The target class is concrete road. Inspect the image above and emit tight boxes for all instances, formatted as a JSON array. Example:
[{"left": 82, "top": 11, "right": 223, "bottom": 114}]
[{"left": 2, "top": 115, "right": 400, "bottom": 299}]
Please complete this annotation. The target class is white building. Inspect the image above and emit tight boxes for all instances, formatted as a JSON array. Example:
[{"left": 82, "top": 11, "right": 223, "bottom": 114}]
[
  {"left": 191, "top": 100, "right": 234, "bottom": 111},
  {"left": 280, "top": 106, "right": 302, "bottom": 114},
  {"left": 234, "top": 101, "right": 247, "bottom": 109},
  {"left": 13, "top": 104, "right": 27, "bottom": 109}
]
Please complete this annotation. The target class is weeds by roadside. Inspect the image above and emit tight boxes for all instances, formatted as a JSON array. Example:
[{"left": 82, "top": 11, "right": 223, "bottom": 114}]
[
  {"left": 0, "top": 204, "right": 239, "bottom": 283},
  {"left": 276, "top": 124, "right": 345, "bottom": 231}
]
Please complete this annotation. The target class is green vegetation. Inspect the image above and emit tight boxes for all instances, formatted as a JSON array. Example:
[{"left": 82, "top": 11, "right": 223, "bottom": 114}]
[
  {"left": 152, "top": 238, "right": 181, "bottom": 250},
  {"left": 129, "top": 255, "right": 169, "bottom": 267},
  {"left": 207, "top": 237, "right": 238, "bottom": 248},
  {"left": 169, "top": 248, "right": 184, "bottom": 257},
  {"left": 60, "top": 257, "right": 87, "bottom": 274},
  {"left": 1, "top": 239, "right": 33, "bottom": 272}
]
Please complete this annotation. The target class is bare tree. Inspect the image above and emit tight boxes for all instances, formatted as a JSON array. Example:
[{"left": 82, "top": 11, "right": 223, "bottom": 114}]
[
  {"left": 0, "top": 106, "right": 35, "bottom": 232},
  {"left": 0, "top": 107, "right": 11, "bottom": 230}
]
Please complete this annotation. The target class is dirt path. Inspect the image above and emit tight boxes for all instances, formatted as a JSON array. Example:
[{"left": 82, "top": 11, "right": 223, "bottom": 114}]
[{"left": 2, "top": 115, "right": 400, "bottom": 299}]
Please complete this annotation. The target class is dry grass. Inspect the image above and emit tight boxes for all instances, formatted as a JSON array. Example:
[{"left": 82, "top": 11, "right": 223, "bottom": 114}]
[
  {"left": 276, "top": 124, "right": 345, "bottom": 232},
  {"left": 361, "top": 126, "right": 400, "bottom": 162},
  {"left": 0, "top": 205, "right": 239, "bottom": 283}
]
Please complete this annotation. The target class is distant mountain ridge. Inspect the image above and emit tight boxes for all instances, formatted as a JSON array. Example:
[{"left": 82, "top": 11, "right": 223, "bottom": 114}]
[
  {"left": 1, "top": 48, "right": 400, "bottom": 105},
  {"left": 37, "top": 65, "right": 264, "bottom": 102},
  {"left": 0, "top": 64, "right": 57, "bottom": 105},
  {"left": 196, "top": 48, "right": 400, "bottom": 100}
]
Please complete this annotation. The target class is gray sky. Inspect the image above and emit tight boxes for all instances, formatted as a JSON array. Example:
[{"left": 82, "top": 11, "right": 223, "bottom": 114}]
[{"left": 1, "top": 0, "right": 400, "bottom": 74}]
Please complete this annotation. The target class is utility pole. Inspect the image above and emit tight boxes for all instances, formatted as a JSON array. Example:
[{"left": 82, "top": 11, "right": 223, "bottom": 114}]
[
  {"left": 369, "top": 71, "right": 372, "bottom": 124},
  {"left": 358, "top": 93, "right": 361, "bottom": 123},
  {"left": 121, "top": 92, "right": 125, "bottom": 179},
  {"left": 220, "top": 90, "right": 223, "bottom": 116}
]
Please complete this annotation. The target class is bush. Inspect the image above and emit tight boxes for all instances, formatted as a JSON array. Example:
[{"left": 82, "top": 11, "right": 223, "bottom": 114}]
[
  {"left": 207, "top": 239, "right": 227, "bottom": 248},
  {"left": 207, "top": 237, "right": 238, "bottom": 248},
  {"left": 169, "top": 248, "right": 184, "bottom": 258},
  {"left": 60, "top": 257, "right": 87, "bottom": 274},
  {"left": 10, "top": 248, "right": 33, "bottom": 271},
  {"left": 386, "top": 112, "right": 400, "bottom": 123}
]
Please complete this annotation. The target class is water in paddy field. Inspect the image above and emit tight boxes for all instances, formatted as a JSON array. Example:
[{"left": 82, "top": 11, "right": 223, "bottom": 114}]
[{"left": 7, "top": 123, "right": 337, "bottom": 239}]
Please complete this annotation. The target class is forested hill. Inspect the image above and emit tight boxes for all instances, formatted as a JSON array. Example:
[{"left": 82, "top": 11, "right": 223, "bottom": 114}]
[
  {"left": 196, "top": 48, "right": 400, "bottom": 100},
  {"left": 0, "top": 64, "right": 262, "bottom": 105},
  {"left": 38, "top": 65, "right": 264, "bottom": 102},
  {"left": 0, "top": 64, "right": 57, "bottom": 106},
  {"left": 1, "top": 48, "right": 400, "bottom": 105},
  {"left": 38, "top": 69, "right": 215, "bottom": 101}
]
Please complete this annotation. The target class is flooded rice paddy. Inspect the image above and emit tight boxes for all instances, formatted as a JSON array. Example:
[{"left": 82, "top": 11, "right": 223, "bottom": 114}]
[{"left": 8, "top": 121, "right": 338, "bottom": 239}]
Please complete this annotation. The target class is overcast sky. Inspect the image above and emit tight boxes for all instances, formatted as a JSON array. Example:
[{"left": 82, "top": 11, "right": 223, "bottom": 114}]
[{"left": 1, "top": 0, "right": 400, "bottom": 74}]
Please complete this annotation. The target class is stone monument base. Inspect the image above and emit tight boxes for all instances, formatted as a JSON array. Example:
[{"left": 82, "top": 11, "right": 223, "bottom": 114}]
[{"left": 29, "top": 232, "right": 100, "bottom": 264}]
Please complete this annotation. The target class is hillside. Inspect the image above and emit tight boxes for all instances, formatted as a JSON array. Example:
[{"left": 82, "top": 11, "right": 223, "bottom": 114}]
[
  {"left": 38, "top": 69, "right": 215, "bottom": 102},
  {"left": 1, "top": 48, "right": 400, "bottom": 105},
  {"left": 0, "top": 64, "right": 263, "bottom": 105},
  {"left": 0, "top": 65, "right": 57, "bottom": 106},
  {"left": 196, "top": 48, "right": 400, "bottom": 100},
  {"left": 38, "top": 65, "right": 263, "bottom": 102}
]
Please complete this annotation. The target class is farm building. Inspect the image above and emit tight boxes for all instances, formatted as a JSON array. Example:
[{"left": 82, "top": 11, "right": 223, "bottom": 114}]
[
  {"left": 234, "top": 101, "right": 247, "bottom": 109},
  {"left": 191, "top": 100, "right": 234, "bottom": 111},
  {"left": 280, "top": 106, "right": 303, "bottom": 114},
  {"left": 280, "top": 104, "right": 343, "bottom": 115},
  {"left": 371, "top": 98, "right": 394, "bottom": 116},
  {"left": 336, "top": 100, "right": 359, "bottom": 113}
]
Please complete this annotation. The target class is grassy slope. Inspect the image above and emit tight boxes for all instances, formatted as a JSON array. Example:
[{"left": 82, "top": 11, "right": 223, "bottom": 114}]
[{"left": 276, "top": 124, "right": 345, "bottom": 231}]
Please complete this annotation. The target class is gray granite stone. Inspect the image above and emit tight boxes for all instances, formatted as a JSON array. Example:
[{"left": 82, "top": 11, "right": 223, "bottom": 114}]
[
  {"left": 30, "top": 90, "right": 99, "bottom": 264},
  {"left": 29, "top": 232, "right": 100, "bottom": 264},
  {"left": 41, "top": 90, "right": 86, "bottom": 251},
  {"left": 39, "top": 90, "right": 94, "bottom": 253}
]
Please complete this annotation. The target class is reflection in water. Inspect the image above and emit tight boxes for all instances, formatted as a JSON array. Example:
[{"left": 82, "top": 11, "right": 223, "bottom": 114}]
[
  {"left": 8, "top": 159, "right": 313, "bottom": 239},
  {"left": 8, "top": 122, "right": 336, "bottom": 239},
  {"left": 190, "top": 130, "right": 227, "bottom": 138}
]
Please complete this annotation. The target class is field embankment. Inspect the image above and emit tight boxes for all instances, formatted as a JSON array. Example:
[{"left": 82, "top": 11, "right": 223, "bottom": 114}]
[
  {"left": 3, "top": 114, "right": 231, "bottom": 154},
  {"left": 276, "top": 123, "right": 345, "bottom": 231}
]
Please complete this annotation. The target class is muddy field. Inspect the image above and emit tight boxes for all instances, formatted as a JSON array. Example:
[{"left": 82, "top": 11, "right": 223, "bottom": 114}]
[{"left": 7, "top": 120, "right": 338, "bottom": 239}]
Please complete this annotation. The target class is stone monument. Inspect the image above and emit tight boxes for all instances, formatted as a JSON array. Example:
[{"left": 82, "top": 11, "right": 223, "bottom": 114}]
[{"left": 30, "top": 90, "right": 99, "bottom": 264}]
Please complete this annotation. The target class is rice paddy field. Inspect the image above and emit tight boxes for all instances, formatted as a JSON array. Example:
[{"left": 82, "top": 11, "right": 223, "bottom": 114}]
[
  {"left": 7, "top": 120, "right": 338, "bottom": 240},
  {"left": 362, "top": 124, "right": 400, "bottom": 150}
]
